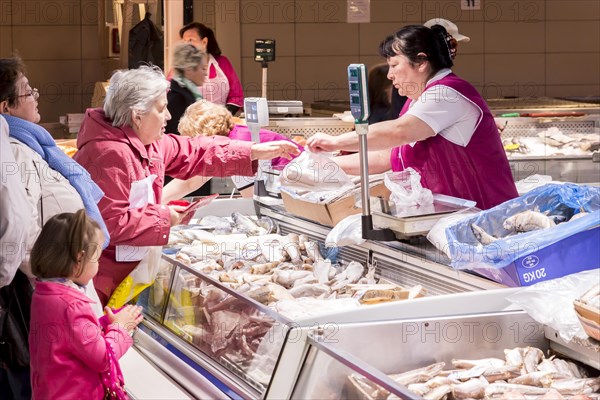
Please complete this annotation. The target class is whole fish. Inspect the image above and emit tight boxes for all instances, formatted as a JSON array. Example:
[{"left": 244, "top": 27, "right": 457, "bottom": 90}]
[
  {"left": 200, "top": 215, "right": 233, "bottom": 234},
  {"left": 471, "top": 223, "right": 498, "bottom": 245},
  {"left": 389, "top": 362, "right": 446, "bottom": 386},
  {"left": 523, "top": 347, "right": 544, "bottom": 374},
  {"left": 485, "top": 382, "right": 551, "bottom": 396},
  {"left": 451, "top": 377, "right": 488, "bottom": 399},
  {"left": 232, "top": 212, "right": 266, "bottom": 236},
  {"left": 452, "top": 358, "right": 506, "bottom": 369},
  {"left": 503, "top": 208, "right": 555, "bottom": 232}
]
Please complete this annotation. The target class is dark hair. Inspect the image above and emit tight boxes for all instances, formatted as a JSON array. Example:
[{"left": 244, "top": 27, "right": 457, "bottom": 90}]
[
  {"left": 368, "top": 64, "right": 392, "bottom": 108},
  {"left": 179, "top": 22, "right": 222, "bottom": 56},
  {"left": 0, "top": 57, "right": 26, "bottom": 107},
  {"left": 31, "top": 210, "right": 102, "bottom": 279},
  {"left": 378, "top": 25, "right": 454, "bottom": 72}
]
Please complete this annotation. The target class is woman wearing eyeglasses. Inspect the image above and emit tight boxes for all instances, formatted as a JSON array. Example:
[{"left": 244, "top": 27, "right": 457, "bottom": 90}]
[
  {"left": 0, "top": 57, "right": 109, "bottom": 399},
  {"left": 0, "top": 64, "right": 40, "bottom": 123},
  {"left": 307, "top": 25, "right": 517, "bottom": 210}
]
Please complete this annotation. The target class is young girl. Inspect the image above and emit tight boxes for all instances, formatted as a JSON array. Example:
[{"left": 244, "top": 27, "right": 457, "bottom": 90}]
[{"left": 28, "top": 210, "right": 143, "bottom": 399}]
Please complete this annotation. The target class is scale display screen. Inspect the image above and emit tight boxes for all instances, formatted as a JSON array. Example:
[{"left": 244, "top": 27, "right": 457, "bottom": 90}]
[
  {"left": 254, "top": 39, "right": 276, "bottom": 62},
  {"left": 347, "top": 64, "right": 369, "bottom": 122}
]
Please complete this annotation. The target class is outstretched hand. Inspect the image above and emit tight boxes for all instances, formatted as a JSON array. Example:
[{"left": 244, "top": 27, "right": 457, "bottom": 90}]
[
  {"left": 251, "top": 140, "right": 301, "bottom": 160},
  {"left": 105, "top": 305, "right": 144, "bottom": 333},
  {"left": 305, "top": 132, "right": 339, "bottom": 153}
]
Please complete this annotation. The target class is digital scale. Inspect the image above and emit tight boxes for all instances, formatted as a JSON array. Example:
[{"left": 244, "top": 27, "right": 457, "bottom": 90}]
[
  {"left": 244, "top": 97, "right": 282, "bottom": 205},
  {"left": 347, "top": 64, "right": 396, "bottom": 241},
  {"left": 347, "top": 65, "right": 474, "bottom": 240}
]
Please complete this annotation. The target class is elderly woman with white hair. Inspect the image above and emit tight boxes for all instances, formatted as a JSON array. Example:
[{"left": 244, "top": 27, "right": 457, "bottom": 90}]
[
  {"left": 166, "top": 42, "right": 208, "bottom": 135},
  {"left": 74, "top": 65, "right": 299, "bottom": 305}
]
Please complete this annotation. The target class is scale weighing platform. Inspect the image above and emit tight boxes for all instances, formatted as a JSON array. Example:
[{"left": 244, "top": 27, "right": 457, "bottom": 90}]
[{"left": 371, "top": 194, "right": 475, "bottom": 239}]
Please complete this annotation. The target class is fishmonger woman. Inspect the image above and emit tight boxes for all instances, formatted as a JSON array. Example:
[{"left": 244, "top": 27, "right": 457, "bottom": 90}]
[{"left": 307, "top": 25, "right": 517, "bottom": 210}]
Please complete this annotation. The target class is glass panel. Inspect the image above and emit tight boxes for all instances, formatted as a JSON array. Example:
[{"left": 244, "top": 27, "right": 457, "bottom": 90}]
[
  {"left": 162, "top": 265, "right": 290, "bottom": 396},
  {"left": 293, "top": 347, "right": 394, "bottom": 399},
  {"left": 138, "top": 257, "right": 174, "bottom": 322}
]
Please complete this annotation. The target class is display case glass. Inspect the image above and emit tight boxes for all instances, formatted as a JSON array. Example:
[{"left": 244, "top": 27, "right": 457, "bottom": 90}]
[
  {"left": 292, "top": 333, "right": 416, "bottom": 399},
  {"left": 140, "top": 255, "right": 294, "bottom": 397},
  {"left": 290, "top": 311, "right": 600, "bottom": 400}
]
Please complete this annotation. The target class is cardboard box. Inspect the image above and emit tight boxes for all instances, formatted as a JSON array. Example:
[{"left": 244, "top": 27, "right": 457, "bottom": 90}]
[
  {"left": 473, "top": 226, "right": 600, "bottom": 287},
  {"left": 281, "top": 184, "right": 390, "bottom": 227},
  {"left": 91, "top": 81, "right": 110, "bottom": 108}
]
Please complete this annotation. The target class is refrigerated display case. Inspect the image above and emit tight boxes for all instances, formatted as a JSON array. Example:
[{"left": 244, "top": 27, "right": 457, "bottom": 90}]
[
  {"left": 134, "top": 241, "right": 519, "bottom": 398},
  {"left": 131, "top": 198, "right": 540, "bottom": 398},
  {"left": 291, "top": 310, "right": 599, "bottom": 399}
]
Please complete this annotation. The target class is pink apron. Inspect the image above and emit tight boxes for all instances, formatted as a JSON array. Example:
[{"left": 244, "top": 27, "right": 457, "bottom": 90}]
[
  {"left": 199, "top": 54, "right": 230, "bottom": 105},
  {"left": 390, "top": 73, "right": 518, "bottom": 210}
]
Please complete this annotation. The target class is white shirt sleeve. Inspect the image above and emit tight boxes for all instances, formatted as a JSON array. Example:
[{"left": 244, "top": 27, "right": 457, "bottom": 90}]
[
  {"left": 405, "top": 85, "right": 482, "bottom": 147},
  {"left": 0, "top": 116, "right": 31, "bottom": 287}
]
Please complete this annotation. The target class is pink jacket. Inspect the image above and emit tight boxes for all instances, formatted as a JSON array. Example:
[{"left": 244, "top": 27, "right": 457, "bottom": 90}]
[
  {"left": 74, "top": 108, "right": 257, "bottom": 302},
  {"left": 29, "top": 281, "right": 133, "bottom": 400}
]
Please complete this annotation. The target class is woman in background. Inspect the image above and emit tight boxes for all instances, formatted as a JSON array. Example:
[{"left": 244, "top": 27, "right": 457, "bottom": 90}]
[
  {"left": 166, "top": 43, "right": 208, "bottom": 135},
  {"left": 179, "top": 22, "right": 243, "bottom": 115}
]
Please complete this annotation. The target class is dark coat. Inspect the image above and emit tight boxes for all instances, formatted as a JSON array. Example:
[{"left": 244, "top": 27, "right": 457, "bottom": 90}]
[
  {"left": 166, "top": 79, "right": 196, "bottom": 135},
  {"left": 128, "top": 13, "right": 163, "bottom": 69},
  {"left": 165, "top": 79, "right": 210, "bottom": 196}
]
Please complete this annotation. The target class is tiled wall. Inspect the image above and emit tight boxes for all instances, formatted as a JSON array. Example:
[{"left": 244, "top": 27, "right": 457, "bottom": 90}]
[
  {"left": 217, "top": 0, "right": 600, "bottom": 105},
  {"left": 1, "top": 0, "right": 598, "bottom": 123},
  {"left": 0, "top": 0, "right": 108, "bottom": 123}
]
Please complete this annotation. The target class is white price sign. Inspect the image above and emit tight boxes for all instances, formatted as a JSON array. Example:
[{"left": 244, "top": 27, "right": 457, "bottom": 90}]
[{"left": 347, "top": 0, "right": 370, "bottom": 23}]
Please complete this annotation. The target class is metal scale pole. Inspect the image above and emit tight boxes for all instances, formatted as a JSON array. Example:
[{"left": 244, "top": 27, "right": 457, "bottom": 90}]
[{"left": 347, "top": 64, "right": 395, "bottom": 241}]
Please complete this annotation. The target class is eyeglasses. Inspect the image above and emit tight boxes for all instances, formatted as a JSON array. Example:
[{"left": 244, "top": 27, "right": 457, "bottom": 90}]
[{"left": 17, "top": 88, "right": 39, "bottom": 101}]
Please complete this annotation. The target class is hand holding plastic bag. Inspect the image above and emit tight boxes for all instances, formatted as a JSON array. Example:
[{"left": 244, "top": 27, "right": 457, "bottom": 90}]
[{"left": 384, "top": 168, "right": 433, "bottom": 208}]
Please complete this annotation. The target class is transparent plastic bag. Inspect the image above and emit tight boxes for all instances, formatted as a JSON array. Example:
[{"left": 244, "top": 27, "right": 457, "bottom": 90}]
[
  {"left": 280, "top": 151, "right": 353, "bottom": 194},
  {"left": 384, "top": 168, "right": 433, "bottom": 208},
  {"left": 506, "top": 269, "right": 600, "bottom": 341}
]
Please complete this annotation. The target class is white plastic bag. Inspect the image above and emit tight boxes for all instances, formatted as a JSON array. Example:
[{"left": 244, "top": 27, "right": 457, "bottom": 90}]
[
  {"left": 384, "top": 168, "right": 433, "bottom": 208},
  {"left": 326, "top": 214, "right": 365, "bottom": 247},
  {"left": 506, "top": 269, "right": 600, "bottom": 342},
  {"left": 280, "top": 151, "right": 353, "bottom": 194},
  {"left": 426, "top": 208, "right": 479, "bottom": 258}
]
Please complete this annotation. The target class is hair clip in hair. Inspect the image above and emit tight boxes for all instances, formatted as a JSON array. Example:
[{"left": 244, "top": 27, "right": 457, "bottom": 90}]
[{"left": 437, "top": 30, "right": 456, "bottom": 60}]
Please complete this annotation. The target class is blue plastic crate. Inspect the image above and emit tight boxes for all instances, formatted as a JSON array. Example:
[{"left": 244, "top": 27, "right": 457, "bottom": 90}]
[{"left": 474, "top": 226, "right": 600, "bottom": 287}]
